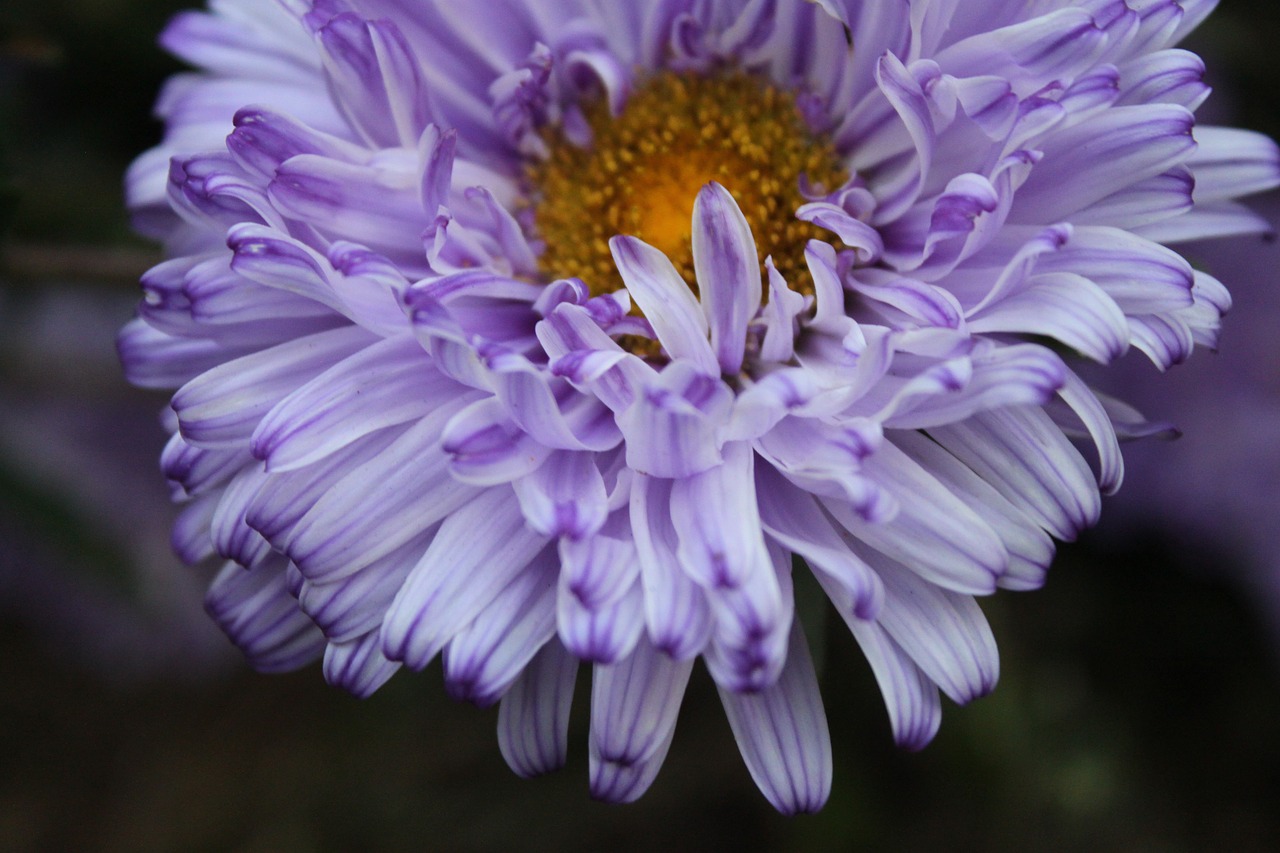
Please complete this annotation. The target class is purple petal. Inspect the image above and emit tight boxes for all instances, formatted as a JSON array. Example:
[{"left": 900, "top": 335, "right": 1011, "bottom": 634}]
[
  {"left": 691, "top": 182, "right": 761, "bottom": 374},
  {"left": 968, "top": 272, "right": 1130, "bottom": 364},
  {"left": 670, "top": 442, "right": 772, "bottom": 590},
  {"left": 381, "top": 488, "right": 549, "bottom": 669},
  {"left": 557, "top": 577, "right": 645, "bottom": 665},
  {"left": 873, "top": 557, "right": 1000, "bottom": 704},
  {"left": 443, "top": 545, "right": 559, "bottom": 707},
  {"left": 442, "top": 397, "right": 554, "bottom": 486},
  {"left": 315, "top": 13, "right": 435, "bottom": 148},
  {"left": 617, "top": 361, "right": 730, "bottom": 479},
  {"left": 609, "top": 235, "right": 717, "bottom": 373},
  {"left": 497, "top": 640, "right": 580, "bottom": 778},
  {"left": 629, "top": 474, "right": 714, "bottom": 660},
  {"left": 323, "top": 629, "right": 401, "bottom": 698},
  {"left": 172, "top": 325, "right": 373, "bottom": 447},
  {"left": 513, "top": 451, "right": 609, "bottom": 540},
  {"left": 891, "top": 430, "right": 1054, "bottom": 593},
  {"left": 251, "top": 336, "right": 447, "bottom": 471},
  {"left": 1011, "top": 104, "right": 1195, "bottom": 223},
  {"left": 205, "top": 558, "right": 325, "bottom": 673},
  {"left": 831, "top": 441, "right": 1007, "bottom": 595},
  {"left": 718, "top": 620, "right": 832, "bottom": 815},
  {"left": 839, "top": 612, "right": 941, "bottom": 750},
  {"left": 588, "top": 636, "right": 694, "bottom": 803},
  {"left": 559, "top": 529, "right": 642, "bottom": 613},
  {"left": 928, "top": 407, "right": 1101, "bottom": 541},
  {"left": 756, "top": 465, "right": 884, "bottom": 620}
]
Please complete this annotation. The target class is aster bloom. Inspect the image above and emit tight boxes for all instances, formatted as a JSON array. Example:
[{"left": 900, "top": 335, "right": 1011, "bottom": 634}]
[{"left": 121, "top": 0, "right": 1279, "bottom": 813}]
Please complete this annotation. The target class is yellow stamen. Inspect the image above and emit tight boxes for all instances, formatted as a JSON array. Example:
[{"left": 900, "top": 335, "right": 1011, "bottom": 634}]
[{"left": 526, "top": 70, "right": 848, "bottom": 299}]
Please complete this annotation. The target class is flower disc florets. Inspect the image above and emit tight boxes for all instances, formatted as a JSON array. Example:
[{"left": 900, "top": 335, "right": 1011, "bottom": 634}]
[
  {"left": 530, "top": 70, "right": 847, "bottom": 298},
  {"left": 121, "top": 0, "right": 1280, "bottom": 816}
]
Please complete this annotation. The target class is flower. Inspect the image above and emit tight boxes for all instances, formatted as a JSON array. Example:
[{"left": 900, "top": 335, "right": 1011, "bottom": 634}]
[{"left": 120, "top": 0, "right": 1279, "bottom": 813}]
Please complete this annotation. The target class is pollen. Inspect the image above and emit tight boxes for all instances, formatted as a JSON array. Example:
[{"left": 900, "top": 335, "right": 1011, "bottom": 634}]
[{"left": 526, "top": 71, "right": 848, "bottom": 299}]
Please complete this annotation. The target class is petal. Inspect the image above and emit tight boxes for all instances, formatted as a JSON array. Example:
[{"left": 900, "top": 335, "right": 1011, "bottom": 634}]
[
  {"left": 557, "top": 577, "right": 646, "bottom": 665},
  {"left": 670, "top": 442, "right": 772, "bottom": 590},
  {"left": 831, "top": 440, "right": 1008, "bottom": 595},
  {"left": 968, "top": 272, "right": 1130, "bottom": 364},
  {"left": 718, "top": 619, "right": 832, "bottom": 815},
  {"left": 315, "top": 13, "right": 435, "bottom": 148},
  {"left": 442, "top": 397, "right": 555, "bottom": 486},
  {"left": 617, "top": 362, "right": 730, "bottom": 478},
  {"left": 497, "top": 639, "right": 580, "bottom": 778},
  {"left": 443, "top": 545, "right": 559, "bottom": 707},
  {"left": 1011, "top": 104, "right": 1195, "bottom": 223},
  {"left": 928, "top": 406, "right": 1101, "bottom": 541},
  {"left": 691, "top": 182, "right": 761, "bottom": 374},
  {"left": 757, "top": 465, "right": 885, "bottom": 620},
  {"left": 513, "top": 450, "right": 610, "bottom": 540},
  {"left": 588, "top": 635, "right": 694, "bottom": 803},
  {"left": 629, "top": 474, "right": 714, "bottom": 660},
  {"left": 609, "top": 235, "right": 717, "bottom": 373},
  {"left": 381, "top": 488, "right": 549, "bottom": 669},
  {"left": 172, "top": 325, "right": 373, "bottom": 447},
  {"left": 251, "top": 336, "right": 449, "bottom": 471},
  {"left": 323, "top": 630, "right": 401, "bottom": 698},
  {"left": 874, "top": 557, "right": 1000, "bottom": 705},
  {"left": 205, "top": 558, "right": 325, "bottom": 673},
  {"left": 890, "top": 430, "right": 1054, "bottom": 592},
  {"left": 283, "top": 398, "right": 478, "bottom": 582}
]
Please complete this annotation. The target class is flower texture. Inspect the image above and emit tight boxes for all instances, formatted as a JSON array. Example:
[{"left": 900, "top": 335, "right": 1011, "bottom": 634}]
[{"left": 121, "top": 0, "right": 1279, "bottom": 813}]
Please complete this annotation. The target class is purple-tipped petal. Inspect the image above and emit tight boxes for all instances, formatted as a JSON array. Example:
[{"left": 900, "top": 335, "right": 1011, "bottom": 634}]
[
  {"left": 443, "top": 546, "right": 559, "bottom": 707},
  {"left": 671, "top": 442, "right": 772, "bottom": 590},
  {"left": 513, "top": 451, "right": 609, "bottom": 540},
  {"left": 205, "top": 558, "right": 325, "bottom": 673},
  {"left": 497, "top": 640, "right": 579, "bottom": 778},
  {"left": 557, "top": 577, "right": 646, "bottom": 665},
  {"left": 323, "top": 629, "right": 402, "bottom": 698},
  {"left": 691, "top": 182, "right": 761, "bottom": 374},
  {"left": 718, "top": 620, "right": 832, "bottom": 814},
  {"left": 381, "top": 488, "right": 549, "bottom": 669},
  {"left": 588, "top": 636, "right": 694, "bottom": 803},
  {"left": 629, "top": 474, "right": 714, "bottom": 660}
]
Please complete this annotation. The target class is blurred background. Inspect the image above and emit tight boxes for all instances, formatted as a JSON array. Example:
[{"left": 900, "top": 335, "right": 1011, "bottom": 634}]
[{"left": 2, "top": 1, "right": 1279, "bottom": 850}]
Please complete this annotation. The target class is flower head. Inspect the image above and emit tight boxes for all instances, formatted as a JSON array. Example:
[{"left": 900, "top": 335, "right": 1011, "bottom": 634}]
[{"left": 122, "top": 0, "right": 1279, "bottom": 813}]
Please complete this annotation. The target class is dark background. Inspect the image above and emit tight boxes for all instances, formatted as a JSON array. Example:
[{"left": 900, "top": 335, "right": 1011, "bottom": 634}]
[{"left": 2, "top": 2, "right": 1279, "bottom": 850}]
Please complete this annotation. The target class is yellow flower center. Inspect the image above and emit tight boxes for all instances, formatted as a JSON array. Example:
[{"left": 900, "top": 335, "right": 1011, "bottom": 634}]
[{"left": 526, "top": 70, "right": 848, "bottom": 298}]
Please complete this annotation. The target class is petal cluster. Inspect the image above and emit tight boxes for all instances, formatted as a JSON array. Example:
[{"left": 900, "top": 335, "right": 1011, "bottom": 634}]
[{"left": 121, "top": 0, "right": 1278, "bottom": 813}]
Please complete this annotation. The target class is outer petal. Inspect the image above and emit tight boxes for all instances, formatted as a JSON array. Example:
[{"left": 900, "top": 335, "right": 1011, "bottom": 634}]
[
  {"left": 381, "top": 488, "right": 549, "bottom": 668},
  {"left": 718, "top": 619, "right": 832, "bottom": 814},
  {"left": 497, "top": 639, "right": 580, "bottom": 778},
  {"left": 588, "top": 635, "right": 695, "bottom": 803}
]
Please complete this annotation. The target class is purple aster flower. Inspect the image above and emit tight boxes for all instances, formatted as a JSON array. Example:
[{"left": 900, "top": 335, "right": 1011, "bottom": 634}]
[{"left": 120, "top": 0, "right": 1279, "bottom": 813}]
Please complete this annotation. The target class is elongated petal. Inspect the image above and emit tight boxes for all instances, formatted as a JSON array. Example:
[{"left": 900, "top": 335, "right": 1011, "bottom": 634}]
[
  {"left": 719, "top": 620, "right": 832, "bottom": 814},
  {"left": 172, "top": 325, "right": 373, "bottom": 447},
  {"left": 610, "top": 236, "right": 717, "bottom": 373},
  {"left": 589, "top": 636, "right": 694, "bottom": 803},
  {"left": 381, "top": 488, "right": 549, "bottom": 668},
  {"left": 497, "top": 640, "right": 579, "bottom": 778},
  {"left": 323, "top": 629, "right": 401, "bottom": 698},
  {"left": 444, "top": 545, "right": 559, "bottom": 707},
  {"left": 692, "top": 182, "right": 760, "bottom": 374},
  {"left": 205, "top": 558, "right": 325, "bottom": 673},
  {"left": 629, "top": 474, "right": 714, "bottom": 660},
  {"left": 251, "top": 336, "right": 447, "bottom": 471}
]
